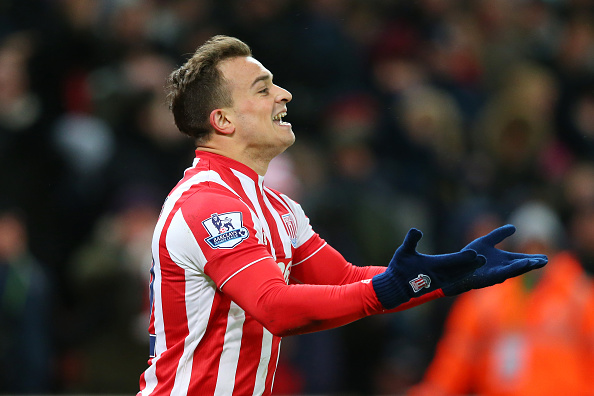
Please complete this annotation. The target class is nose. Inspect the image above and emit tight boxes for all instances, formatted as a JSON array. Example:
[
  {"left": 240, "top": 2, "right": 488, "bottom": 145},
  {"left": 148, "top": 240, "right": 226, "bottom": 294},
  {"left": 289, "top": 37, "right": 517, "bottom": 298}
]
[{"left": 274, "top": 84, "right": 292, "bottom": 103}]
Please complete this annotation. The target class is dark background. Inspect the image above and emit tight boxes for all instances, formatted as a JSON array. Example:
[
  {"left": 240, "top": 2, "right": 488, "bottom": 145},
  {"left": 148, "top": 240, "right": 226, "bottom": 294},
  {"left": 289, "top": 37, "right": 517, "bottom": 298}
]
[{"left": 1, "top": 0, "right": 594, "bottom": 394}]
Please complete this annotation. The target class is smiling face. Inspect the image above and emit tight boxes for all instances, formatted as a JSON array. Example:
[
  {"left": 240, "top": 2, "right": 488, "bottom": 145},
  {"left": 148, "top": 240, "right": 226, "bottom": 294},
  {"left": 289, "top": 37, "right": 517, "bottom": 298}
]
[{"left": 218, "top": 56, "right": 294, "bottom": 161}]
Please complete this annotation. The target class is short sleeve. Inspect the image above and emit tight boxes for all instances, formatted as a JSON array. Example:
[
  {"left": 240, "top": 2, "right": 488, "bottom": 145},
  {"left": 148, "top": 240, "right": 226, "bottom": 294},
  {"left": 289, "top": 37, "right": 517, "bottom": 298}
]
[{"left": 167, "top": 187, "right": 273, "bottom": 288}]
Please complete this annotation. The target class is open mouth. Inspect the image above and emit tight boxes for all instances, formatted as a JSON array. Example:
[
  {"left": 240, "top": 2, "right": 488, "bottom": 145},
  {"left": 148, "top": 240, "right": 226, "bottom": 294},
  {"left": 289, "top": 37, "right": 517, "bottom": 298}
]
[{"left": 272, "top": 111, "right": 291, "bottom": 126}]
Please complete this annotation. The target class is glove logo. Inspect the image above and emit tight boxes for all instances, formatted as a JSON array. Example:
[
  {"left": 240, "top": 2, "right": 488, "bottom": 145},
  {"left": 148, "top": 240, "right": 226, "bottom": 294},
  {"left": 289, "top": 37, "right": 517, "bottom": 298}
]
[{"left": 409, "top": 274, "right": 431, "bottom": 293}]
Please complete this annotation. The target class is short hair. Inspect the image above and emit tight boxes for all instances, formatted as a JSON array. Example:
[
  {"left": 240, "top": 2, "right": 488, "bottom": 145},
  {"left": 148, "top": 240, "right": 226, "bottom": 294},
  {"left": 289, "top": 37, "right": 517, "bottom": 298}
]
[{"left": 166, "top": 35, "right": 252, "bottom": 143}]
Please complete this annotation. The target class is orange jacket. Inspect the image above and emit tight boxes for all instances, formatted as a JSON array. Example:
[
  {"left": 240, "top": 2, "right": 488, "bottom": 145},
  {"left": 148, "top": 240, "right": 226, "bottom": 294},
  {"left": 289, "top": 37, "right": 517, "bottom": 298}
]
[{"left": 409, "top": 252, "right": 594, "bottom": 396}]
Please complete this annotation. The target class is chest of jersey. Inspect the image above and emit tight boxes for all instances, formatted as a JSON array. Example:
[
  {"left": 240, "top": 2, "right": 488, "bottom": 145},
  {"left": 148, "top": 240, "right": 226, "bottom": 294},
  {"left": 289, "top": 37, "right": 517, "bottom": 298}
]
[{"left": 253, "top": 193, "right": 298, "bottom": 284}]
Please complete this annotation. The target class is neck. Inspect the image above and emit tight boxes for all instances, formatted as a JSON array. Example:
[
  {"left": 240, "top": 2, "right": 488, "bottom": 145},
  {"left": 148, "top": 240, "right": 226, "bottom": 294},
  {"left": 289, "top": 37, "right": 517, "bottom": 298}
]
[{"left": 196, "top": 146, "right": 273, "bottom": 176}]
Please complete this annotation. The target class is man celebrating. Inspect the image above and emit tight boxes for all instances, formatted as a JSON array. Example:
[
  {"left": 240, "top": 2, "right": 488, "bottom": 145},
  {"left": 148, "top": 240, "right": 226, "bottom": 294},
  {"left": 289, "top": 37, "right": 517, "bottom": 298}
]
[{"left": 137, "top": 36, "right": 547, "bottom": 396}]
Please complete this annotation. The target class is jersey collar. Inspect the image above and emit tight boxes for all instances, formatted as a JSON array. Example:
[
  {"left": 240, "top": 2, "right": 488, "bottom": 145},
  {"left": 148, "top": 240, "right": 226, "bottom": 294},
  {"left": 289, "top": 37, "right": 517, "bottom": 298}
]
[{"left": 195, "top": 150, "right": 262, "bottom": 185}]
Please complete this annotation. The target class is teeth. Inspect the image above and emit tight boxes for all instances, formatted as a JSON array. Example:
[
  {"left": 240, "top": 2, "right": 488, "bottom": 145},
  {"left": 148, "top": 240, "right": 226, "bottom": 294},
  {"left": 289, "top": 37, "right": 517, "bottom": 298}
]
[{"left": 273, "top": 112, "right": 287, "bottom": 121}]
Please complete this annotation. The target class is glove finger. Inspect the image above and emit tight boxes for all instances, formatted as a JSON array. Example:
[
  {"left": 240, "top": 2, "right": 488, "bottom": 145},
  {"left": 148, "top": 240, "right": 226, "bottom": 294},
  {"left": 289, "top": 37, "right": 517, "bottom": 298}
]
[
  {"left": 481, "top": 224, "right": 516, "bottom": 246},
  {"left": 531, "top": 254, "right": 548, "bottom": 263},
  {"left": 433, "top": 251, "right": 486, "bottom": 283},
  {"left": 501, "top": 252, "right": 549, "bottom": 261},
  {"left": 522, "top": 253, "right": 548, "bottom": 261},
  {"left": 500, "top": 257, "right": 548, "bottom": 279},
  {"left": 527, "top": 256, "right": 548, "bottom": 268},
  {"left": 402, "top": 228, "right": 423, "bottom": 254},
  {"left": 434, "top": 249, "right": 484, "bottom": 271}
]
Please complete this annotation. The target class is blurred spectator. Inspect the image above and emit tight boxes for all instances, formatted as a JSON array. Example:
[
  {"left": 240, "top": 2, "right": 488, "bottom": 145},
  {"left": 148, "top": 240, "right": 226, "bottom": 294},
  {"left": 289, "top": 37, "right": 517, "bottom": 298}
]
[
  {"left": 557, "top": 82, "right": 594, "bottom": 160},
  {"left": 407, "top": 200, "right": 594, "bottom": 396},
  {"left": 394, "top": 85, "right": 467, "bottom": 202},
  {"left": 0, "top": 207, "right": 52, "bottom": 392},
  {"left": 0, "top": 32, "right": 65, "bottom": 266},
  {"left": 63, "top": 188, "right": 160, "bottom": 393},
  {"left": 472, "top": 62, "right": 558, "bottom": 206},
  {"left": 561, "top": 161, "right": 594, "bottom": 214},
  {"left": 555, "top": 13, "right": 594, "bottom": 79}
]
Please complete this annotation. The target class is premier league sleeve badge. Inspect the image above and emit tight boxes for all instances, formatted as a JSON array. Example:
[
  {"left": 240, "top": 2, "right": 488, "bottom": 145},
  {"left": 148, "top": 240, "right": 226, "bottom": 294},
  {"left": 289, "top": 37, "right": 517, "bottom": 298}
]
[{"left": 202, "top": 212, "right": 250, "bottom": 249}]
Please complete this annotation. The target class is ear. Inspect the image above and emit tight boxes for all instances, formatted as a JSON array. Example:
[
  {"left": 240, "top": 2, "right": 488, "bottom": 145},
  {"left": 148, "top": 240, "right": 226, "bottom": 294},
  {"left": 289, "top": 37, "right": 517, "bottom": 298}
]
[{"left": 209, "top": 109, "right": 235, "bottom": 135}]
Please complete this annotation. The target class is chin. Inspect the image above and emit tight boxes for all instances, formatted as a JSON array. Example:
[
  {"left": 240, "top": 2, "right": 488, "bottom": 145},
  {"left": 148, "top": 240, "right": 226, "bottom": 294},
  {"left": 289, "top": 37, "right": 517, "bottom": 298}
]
[
  {"left": 284, "top": 132, "right": 296, "bottom": 147},
  {"left": 275, "top": 137, "right": 295, "bottom": 156}
]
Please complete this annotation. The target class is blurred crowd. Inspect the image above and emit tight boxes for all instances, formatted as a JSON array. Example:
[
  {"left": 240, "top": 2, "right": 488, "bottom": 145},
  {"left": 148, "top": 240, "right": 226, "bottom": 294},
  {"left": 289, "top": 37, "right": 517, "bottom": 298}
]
[{"left": 2, "top": 0, "right": 594, "bottom": 394}]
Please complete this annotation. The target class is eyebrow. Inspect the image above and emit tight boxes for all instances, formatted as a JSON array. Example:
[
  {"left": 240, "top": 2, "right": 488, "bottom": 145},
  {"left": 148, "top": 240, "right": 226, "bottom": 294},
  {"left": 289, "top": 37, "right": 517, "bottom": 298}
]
[{"left": 250, "top": 73, "right": 272, "bottom": 88}]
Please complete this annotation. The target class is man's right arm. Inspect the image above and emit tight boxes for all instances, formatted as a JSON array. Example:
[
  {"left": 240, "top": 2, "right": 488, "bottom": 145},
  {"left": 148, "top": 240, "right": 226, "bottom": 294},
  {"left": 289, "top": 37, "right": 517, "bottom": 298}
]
[
  {"left": 181, "top": 191, "right": 547, "bottom": 336},
  {"left": 214, "top": 229, "right": 485, "bottom": 337},
  {"left": 220, "top": 254, "right": 385, "bottom": 337}
]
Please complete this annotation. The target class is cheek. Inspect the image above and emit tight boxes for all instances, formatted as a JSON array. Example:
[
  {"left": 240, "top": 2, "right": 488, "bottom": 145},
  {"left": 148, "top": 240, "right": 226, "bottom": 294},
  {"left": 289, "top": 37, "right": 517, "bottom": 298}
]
[
  {"left": 236, "top": 96, "right": 263, "bottom": 112},
  {"left": 237, "top": 101, "right": 269, "bottom": 123}
]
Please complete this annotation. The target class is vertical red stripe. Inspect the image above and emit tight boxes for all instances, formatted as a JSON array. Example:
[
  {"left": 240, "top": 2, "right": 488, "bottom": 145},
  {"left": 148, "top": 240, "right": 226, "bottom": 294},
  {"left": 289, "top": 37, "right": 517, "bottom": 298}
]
[
  {"left": 264, "top": 336, "right": 282, "bottom": 395},
  {"left": 138, "top": 371, "right": 146, "bottom": 393},
  {"left": 188, "top": 291, "right": 232, "bottom": 394},
  {"left": 225, "top": 171, "right": 261, "bottom": 223},
  {"left": 265, "top": 191, "right": 295, "bottom": 242},
  {"left": 151, "top": 262, "right": 187, "bottom": 392},
  {"left": 232, "top": 318, "right": 264, "bottom": 395},
  {"left": 225, "top": 171, "right": 274, "bottom": 258},
  {"left": 238, "top": 190, "right": 286, "bottom": 395},
  {"left": 150, "top": 185, "right": 201, "bottom": 394},
  {"left": 256, "top": 190, "right": 285, "bottom": 264},
  {"left": 224, "top": 167, "right": 284, "bottom": 394}
]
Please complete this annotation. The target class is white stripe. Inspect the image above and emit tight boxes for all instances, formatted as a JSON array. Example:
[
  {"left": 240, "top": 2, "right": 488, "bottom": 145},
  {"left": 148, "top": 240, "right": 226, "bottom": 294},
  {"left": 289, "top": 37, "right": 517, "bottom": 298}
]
[
  {"left": 219, "top": 256, "right": 270, "bottom": 289},
  {"left": 269, "top": 339, "right": 282, "bottom": 394},
  {"left": 167, "top": 211, "right": 217, "bottom": 395},
  {"left": 171, "top": 273, "right": 217, "bottom": 395},
  {"left": 199, "top": 168, "right": 265, "bottom": 246},
  {"left": 214, "top": 302, "right": 246, "bottom": 396},
  {"left": 232, "top": 170, "right": 275, "bottom": 259},
  {"left": 143, "top": 168, "right": 234, "bottom": 393},
  {"left": 292, "top": 242, "right": 327, "bottom": 266},
  {"left": 214, "top": 169, "right": 265, "bottom": 246},
  {"left": 167, "top": 210, "right": 208, "bottom": 272},
  {"left": 252, "top": 329, "right": 274, "bottom": 396},
  {"left": 261, "top": 192, "right": 292, "bottom": 258},
  {"left": 140, "top": 355, "right": 160, "bottom": 395},
  {"left": 264, "top": 187, "right": 292, "bottom": 213}
]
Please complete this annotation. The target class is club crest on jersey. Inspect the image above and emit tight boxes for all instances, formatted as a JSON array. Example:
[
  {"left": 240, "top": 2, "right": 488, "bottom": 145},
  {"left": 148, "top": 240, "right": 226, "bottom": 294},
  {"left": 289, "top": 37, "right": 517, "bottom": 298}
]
[
  {"left": 409, "top": 273, "right": 431, "bottom": 293},
  {"left": 281, "top": 213, "right": 298, "bottom": 248},
  {"left": 202, "top": 212, "right": 249, "bottom": 249}
]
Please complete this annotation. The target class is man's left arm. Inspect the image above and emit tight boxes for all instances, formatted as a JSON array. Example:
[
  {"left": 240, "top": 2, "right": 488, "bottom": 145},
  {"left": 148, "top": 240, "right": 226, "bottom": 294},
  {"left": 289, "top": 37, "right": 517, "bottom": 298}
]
[
  {"left": 290, "top": 235, "right": 444, "bottom": 313},
  {"left": 290, "top": 234, "right": 385, "bottom": 285}
]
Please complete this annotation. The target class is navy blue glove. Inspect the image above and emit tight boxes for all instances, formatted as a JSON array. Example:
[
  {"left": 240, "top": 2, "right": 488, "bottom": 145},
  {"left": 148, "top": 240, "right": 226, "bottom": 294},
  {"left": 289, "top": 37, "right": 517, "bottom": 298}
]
[
  {"left": 442, "top": 224, "right": 548, "bottom": 296},
  {"left": 372, "top": 228, "right": 486, "bottom": 309}
]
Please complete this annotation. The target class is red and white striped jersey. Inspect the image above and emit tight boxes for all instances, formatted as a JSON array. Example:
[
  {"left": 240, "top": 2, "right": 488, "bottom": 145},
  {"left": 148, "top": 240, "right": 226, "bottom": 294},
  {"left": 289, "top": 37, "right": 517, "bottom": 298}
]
[{"left": 138, "top": 151, "right": 326, "bottom": 396}]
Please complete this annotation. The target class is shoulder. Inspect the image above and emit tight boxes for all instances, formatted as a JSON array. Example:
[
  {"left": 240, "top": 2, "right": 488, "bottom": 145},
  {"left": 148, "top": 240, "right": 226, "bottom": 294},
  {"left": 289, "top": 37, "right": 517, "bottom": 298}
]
[{"left": 180, "top": 184, "right": 253, "bottom": 225}]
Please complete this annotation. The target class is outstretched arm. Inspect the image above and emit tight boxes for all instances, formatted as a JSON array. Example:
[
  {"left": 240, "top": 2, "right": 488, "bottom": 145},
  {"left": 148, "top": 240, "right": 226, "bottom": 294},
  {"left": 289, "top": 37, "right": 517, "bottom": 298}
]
[
  {"left": 289, "top": 236, "right": 386, "bottom": 285},
  {"left": 219, "top": 225, "right": 547, "bottom": 336},
  {"left": 289, "top": 236, "right": 449, "bottom": 312},
  {"left": 222, "top": 257, "right": 384, "bottom": 337},
  {"left": 219, "top": 230, "right": 485, "bottom": 336}
]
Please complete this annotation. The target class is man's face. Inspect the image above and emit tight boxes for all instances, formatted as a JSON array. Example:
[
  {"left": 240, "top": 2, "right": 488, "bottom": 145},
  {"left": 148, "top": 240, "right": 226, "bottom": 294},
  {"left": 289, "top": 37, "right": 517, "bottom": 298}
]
[{"left": 218, "top": 56, "right": 294, "bottom": 156}]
